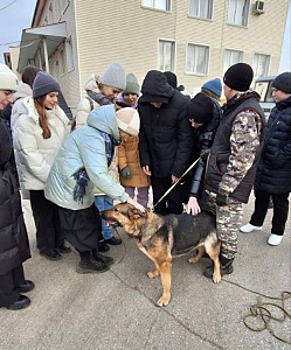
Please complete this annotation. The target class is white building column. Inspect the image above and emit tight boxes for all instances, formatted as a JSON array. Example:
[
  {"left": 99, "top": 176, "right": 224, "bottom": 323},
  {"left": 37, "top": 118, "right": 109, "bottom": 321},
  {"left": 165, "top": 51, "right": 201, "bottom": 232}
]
[{"left": 42, "top": 37, "right": 49, "bottom": 73}]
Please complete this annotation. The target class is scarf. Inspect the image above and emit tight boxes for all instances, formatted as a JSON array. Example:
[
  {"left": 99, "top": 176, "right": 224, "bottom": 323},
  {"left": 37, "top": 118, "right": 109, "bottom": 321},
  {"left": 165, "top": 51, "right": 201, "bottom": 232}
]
[{"left": 73, "top": 130, "right": 119, "bottom": 204}]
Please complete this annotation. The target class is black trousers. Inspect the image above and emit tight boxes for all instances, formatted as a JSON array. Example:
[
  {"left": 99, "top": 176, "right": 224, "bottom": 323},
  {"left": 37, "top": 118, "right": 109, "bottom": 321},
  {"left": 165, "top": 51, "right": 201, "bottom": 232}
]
[
  {"left": 151, "top": 175, "right": 189, "bottom": 215},
  {"left": 250, "top": 190, "right": 290, "bottom": 236},
  {"left": 0, "top": 265, "right": 25, "bottom": 307},
  {"left": 30, "top": 190, "right": 64, "bottom": 252},
  {"left": 57, "top": 204, "right": 100, "bottom": 253}
]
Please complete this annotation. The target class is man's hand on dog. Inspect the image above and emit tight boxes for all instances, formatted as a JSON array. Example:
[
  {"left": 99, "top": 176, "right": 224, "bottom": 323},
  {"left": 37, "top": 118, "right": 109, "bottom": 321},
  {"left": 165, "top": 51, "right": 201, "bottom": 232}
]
[
  {"left": 121, "top": 166, "right": 132, "bottom": 179},
  {"left": 185, "top": 196, "right": 201, "bottom": 216},
  {"left": 216, "top": 193, "right": 228, "bottom": 206},
  {"left": 126, "top": 196, "right": 146, "bottom": 212}
]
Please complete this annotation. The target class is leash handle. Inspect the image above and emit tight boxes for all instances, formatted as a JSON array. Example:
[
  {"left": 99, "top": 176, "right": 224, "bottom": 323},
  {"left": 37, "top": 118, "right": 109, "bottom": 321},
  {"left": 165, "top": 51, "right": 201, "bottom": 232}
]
[{"left": 152, "top": 155, "right": 203, "bottom": 211}]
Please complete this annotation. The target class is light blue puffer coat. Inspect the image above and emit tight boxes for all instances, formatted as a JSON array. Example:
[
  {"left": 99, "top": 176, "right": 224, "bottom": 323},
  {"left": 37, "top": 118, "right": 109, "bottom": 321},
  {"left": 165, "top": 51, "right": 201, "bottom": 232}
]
[{"left": 44, "top": 105, "right": 128, "bottom": 210}]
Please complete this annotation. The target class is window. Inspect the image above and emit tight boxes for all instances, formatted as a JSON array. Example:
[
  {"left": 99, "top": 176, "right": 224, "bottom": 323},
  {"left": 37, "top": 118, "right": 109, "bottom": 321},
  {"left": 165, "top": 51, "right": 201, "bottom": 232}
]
[
  {"left": 142, "top": 0, "right": 171, "bottom": 11},
  {"left": 228, "top": 0, "right": 250, "bottom": 27},
  {"left": 159, "top": 40, "right": 175, "bottom": 71},
  {"left": 186, "top": 44, "right": 209, "bottom": 75},
  {"left": 188, "top": 0, "right": 213, "bottom": 20},
  {"left": 253, "top": 54, "right": 270, "bottom": 78},
  {"left": 223, "top": 49, "right": 243, "bottom": 73}
]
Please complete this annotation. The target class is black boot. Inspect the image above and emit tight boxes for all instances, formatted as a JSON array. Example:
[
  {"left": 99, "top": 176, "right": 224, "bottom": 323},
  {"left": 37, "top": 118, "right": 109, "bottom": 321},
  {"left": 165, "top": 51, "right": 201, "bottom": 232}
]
[
  {"left": 15, "top": 280, "right": 35, "bottom": 293},
  {"left": 6, "top": 295, "right": 31, "bottom": 310},
  {"left": 57, "top": 243, "right": 71, "bottom": 254},
  {"left": 203, "top": 256, "right": 234, "bottom": 279},
  {"left": 98, "top": 240, "right": 110, "bottom": 252},
  {"left": 92, "top": 249, "right": 114, "bottom": 267},
  {"left": 76, "top": 250, "right": 109, "bottom": 274}
]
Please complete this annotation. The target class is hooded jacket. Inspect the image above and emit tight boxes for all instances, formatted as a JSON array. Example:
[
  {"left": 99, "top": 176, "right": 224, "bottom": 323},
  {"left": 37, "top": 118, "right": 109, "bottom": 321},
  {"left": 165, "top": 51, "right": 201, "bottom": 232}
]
[
  {"left": 44, "top": 105, "right": 128, "bottom": 210},
  {"left": 138, "top": 71, "right": 193, "bottom": 178},
  {"left": 11, "top": 82, "right": 32, "bottom": 129},
  {"left": 0, "top": 122, "right": 31, "bottom": 275},
  {"left": 75, "top": 74, "right": 118, "bottom": 196}
]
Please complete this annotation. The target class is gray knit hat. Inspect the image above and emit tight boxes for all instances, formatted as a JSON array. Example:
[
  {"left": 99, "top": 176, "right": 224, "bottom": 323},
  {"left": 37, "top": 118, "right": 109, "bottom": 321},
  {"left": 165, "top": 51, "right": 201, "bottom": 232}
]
[
  {"left": 33, "top": 71, "right": 61, "bottom": 98},
  {"left": 123, "top": 73, "right": 140, "bottom": 95},
  {"left": 99, "top": 62, "right": 126, "bottom": 91}
]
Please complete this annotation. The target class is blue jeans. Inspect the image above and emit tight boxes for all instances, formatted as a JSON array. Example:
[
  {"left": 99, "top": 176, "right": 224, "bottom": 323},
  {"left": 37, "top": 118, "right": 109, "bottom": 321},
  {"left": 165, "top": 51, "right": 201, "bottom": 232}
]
[{"left": 94, "top": 195, "right": 113, "bottom": 240}]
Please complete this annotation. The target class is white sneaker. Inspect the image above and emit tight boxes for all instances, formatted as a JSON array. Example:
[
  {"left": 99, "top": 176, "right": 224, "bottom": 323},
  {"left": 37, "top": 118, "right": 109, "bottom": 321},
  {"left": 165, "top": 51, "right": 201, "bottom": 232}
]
[
  {"left": 240, "top": 223, "right": 262, "bottom": 233},
  {"left": 267, "top": 234, "right": 283, "bottom": 246}
]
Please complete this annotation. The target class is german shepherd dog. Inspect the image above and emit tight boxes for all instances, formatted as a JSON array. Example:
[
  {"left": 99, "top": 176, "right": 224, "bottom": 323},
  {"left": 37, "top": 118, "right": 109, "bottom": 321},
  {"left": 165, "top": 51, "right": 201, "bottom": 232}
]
[{"left": 102, "top": 203, "right": 221, "bottom": 307}]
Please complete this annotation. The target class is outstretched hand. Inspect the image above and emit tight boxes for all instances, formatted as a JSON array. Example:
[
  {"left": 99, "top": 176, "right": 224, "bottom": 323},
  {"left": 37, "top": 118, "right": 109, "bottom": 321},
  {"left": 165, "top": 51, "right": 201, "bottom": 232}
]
[
  {"left": 185, "top": 197, "right": 201, "bottom": 216},
  {"left": 127, "top": 196, "right": 146, "bottom": 212}
]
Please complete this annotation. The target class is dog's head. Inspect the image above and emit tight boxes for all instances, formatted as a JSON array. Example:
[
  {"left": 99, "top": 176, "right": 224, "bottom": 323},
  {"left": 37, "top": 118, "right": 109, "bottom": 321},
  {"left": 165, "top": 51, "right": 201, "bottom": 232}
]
[{"left": 101, "top": 203, "right": 148, "bottom": 237}]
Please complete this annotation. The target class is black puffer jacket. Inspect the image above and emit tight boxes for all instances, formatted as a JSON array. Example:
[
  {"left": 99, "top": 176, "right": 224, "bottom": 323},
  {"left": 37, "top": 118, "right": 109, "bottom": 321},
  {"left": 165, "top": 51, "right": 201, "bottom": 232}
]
[
  {"left": 255, "top": 96, "right": 291, "bottom": 193},
  {"left": 189, "top": 100, "right": 221, "bottom": 197},
  {"left": 138, "top": 71, "right": 193, "bottom": 178},
  {"left": 0, "top": 122, "right": 30, "bottom": 276}
]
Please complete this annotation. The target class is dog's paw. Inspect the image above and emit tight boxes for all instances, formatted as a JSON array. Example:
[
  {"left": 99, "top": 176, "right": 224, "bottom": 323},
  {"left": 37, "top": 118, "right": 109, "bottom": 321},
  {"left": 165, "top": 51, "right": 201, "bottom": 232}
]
[
  {"left": 187, "top": 256, "right": 199, "bottom": 264},
  {"left": 212, "top": 274, "right": 222, "bottom": 284},
  {"left": 156, "top": 295, "right": 170, "bottom": 307},
  {"left": 147, "top": 270, "right": 160, "bottom": 279}
]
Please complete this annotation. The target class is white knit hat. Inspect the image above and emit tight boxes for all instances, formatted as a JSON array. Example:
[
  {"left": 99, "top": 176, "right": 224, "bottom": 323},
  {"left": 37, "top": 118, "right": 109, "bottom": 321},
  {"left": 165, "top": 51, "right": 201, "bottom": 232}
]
[
  {"left": 99, "top": 62, "right": 126, "bottom": 91},
  {"left": 116, "top": 107, "right": 140, "bottom": 136},
  {"left": 0, "top": 63, "right": 18, "bottom": 91}
]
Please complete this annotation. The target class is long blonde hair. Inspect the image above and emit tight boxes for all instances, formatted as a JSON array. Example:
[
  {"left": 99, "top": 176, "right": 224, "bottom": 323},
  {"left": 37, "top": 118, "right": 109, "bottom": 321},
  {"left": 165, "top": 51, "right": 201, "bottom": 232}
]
[{"left": 34, "top": 96, "right": 51, "bottom": 139}]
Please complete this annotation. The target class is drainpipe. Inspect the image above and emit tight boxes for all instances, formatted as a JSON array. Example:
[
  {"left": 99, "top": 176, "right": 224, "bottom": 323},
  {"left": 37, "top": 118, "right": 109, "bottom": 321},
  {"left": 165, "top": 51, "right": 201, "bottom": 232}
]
[{"left": 42, "top": 37, "right": 49, "bottom": 73}]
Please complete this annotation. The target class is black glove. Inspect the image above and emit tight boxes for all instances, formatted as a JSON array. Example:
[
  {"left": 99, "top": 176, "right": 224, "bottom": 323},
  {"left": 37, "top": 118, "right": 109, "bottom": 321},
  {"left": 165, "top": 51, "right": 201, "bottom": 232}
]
[
  {"left": 121, "top": 166, "right": 132, "bottom": 179},
  {"left": 216, "top": 193, "right": 228, "bottom": 207},
  {"left": 200, "top": 149, "right": 210, "bottom": 161}
]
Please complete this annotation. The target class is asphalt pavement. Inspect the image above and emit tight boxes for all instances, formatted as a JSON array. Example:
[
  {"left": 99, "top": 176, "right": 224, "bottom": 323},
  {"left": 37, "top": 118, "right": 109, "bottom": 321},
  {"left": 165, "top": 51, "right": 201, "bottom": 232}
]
[{"left": 0, "top": 194, "right": 290, "bottom": 350}]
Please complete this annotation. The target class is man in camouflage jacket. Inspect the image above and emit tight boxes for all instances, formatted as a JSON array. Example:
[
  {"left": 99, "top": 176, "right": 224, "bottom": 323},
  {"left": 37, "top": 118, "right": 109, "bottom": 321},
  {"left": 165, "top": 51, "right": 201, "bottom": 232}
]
[{"left": 203, "top": 63, "right": 265, "bottom": 278}]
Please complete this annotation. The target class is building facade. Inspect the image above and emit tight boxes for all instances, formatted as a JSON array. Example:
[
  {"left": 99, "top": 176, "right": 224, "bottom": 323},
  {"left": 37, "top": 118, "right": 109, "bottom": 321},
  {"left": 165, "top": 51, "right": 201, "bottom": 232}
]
[{"left": 14, "top": 0, "right": 289, "bottom": 115}]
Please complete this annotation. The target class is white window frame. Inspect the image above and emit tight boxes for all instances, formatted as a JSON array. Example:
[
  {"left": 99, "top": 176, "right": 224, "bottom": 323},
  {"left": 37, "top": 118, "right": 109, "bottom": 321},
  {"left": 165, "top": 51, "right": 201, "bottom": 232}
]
[
  {"left": 158, "top": 39, "right": 175, "bottom": 71},
  {"left": 253, "top": 53, "right": 270, "bottom": 79},
  {"left": 141, "top": 0, "right": 171, "bottom": 12},
  {"left": 188, "top": 0, "right": 213, "bottom": 20},
  {"left": 227, "top": 0, "right": 250, "bottom": 27},
  {"left": 223, "top": 49, "right": 243, "bottom": 74},
  {"left": 186, "top": 43, "right": 209, "bottom": 75}
]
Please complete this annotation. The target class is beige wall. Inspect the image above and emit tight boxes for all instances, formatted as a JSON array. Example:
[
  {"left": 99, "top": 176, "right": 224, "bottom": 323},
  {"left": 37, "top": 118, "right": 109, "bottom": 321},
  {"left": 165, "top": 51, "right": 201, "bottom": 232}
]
[
  {"left": 31, "top": 0, "right": 289, "bottom": 111},
  {"left": 75, "top": 0, "right": 289, "bottom": 96}
]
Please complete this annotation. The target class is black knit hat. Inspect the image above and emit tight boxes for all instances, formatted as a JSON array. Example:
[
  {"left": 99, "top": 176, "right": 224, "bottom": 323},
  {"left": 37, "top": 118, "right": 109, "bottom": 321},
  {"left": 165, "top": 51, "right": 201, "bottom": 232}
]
[
  {"left": 189, "top": 92, "right": 214, "bottom": 124},
  {"left": 223, "top": 63, "right": 253, "bottom": 92},
  {"left": 272, "top": 72, "right": 291, "bottom": 93},
  {"left": 33, "top": 71, "right": 61, "bottom": 98}
]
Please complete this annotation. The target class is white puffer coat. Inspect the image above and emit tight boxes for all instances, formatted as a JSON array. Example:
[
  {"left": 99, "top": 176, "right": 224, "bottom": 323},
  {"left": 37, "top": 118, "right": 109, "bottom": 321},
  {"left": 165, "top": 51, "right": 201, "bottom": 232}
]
[{"left": 13, "top": 96, "right": 70, "bottom": 190}]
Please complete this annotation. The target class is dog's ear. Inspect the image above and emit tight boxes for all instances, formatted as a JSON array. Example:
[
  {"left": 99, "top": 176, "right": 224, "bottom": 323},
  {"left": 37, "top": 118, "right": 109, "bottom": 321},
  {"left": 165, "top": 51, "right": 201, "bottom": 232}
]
[{"left": 127, "top": 208, "right": 147, "bottom": 219}]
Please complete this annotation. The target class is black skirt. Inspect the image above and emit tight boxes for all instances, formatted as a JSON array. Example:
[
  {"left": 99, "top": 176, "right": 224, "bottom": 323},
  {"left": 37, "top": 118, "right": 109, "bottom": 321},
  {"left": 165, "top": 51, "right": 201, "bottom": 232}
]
[{"left": 57, "top": 204, "right": 100, "bottom": 252}]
